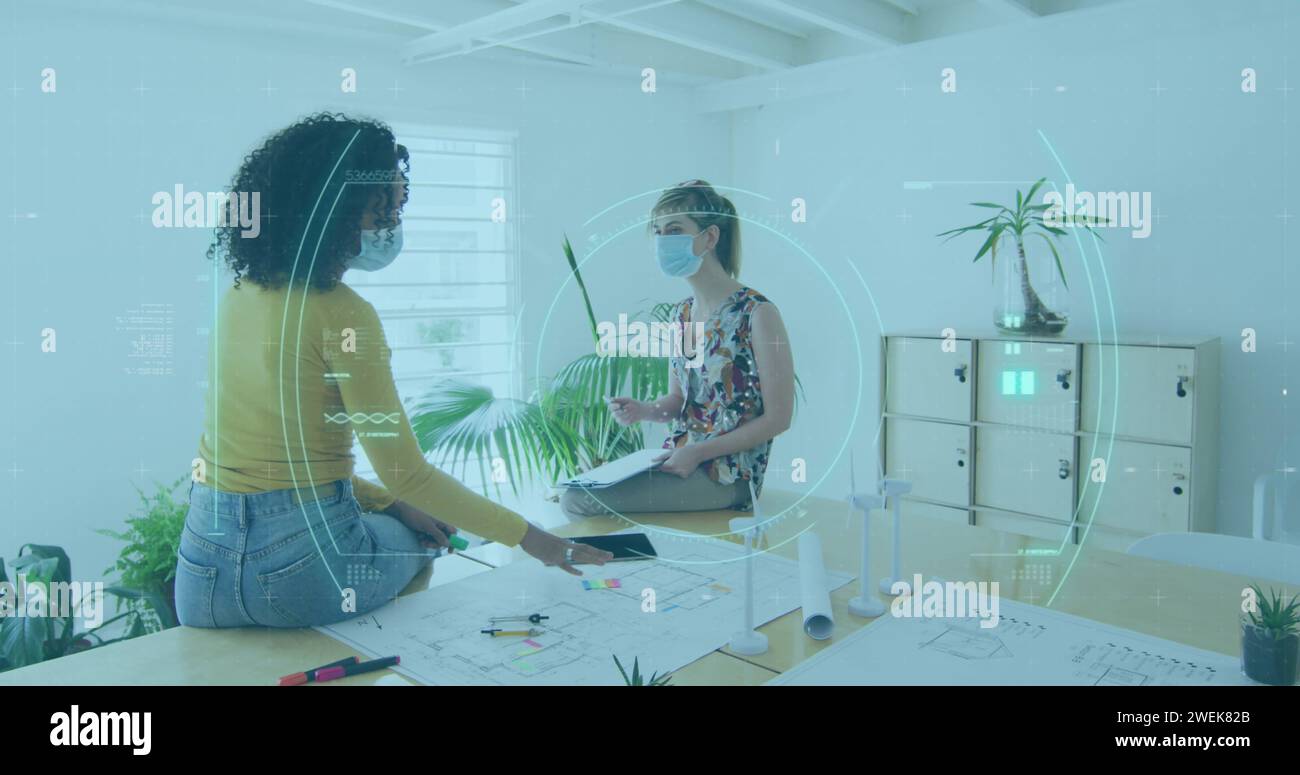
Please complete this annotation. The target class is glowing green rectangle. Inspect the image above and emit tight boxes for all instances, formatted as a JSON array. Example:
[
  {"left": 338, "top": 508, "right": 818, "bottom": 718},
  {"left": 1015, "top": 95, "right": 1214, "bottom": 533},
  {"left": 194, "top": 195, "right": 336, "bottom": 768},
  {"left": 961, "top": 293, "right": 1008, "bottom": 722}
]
[
  {"left": 1001, "top": 370, "right": 1017, "bottom": 395},
  {"left": 1020, "top": 370, "right": 1035, "bottom": 394}
]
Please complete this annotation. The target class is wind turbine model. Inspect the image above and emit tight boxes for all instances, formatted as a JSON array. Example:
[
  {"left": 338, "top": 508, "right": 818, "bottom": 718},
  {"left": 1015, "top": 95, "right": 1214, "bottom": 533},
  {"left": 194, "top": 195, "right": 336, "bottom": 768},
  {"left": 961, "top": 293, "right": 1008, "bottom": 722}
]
[{"left": 728, "top": 480, "right": 769, "bottom": 656}]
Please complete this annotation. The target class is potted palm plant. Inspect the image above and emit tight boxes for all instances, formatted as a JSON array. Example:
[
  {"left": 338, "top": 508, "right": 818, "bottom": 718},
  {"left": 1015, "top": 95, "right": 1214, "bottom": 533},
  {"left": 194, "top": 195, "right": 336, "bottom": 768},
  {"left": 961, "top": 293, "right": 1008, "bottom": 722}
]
[
  {"left": 938, "top": 178, "right": 1105, "bottom": 336},
  {"left": 1241, "top": 584, "right": 1299, "bottom": 686},
  {"left": 407, "top": 235, "right": 669, "bottom": 498}
]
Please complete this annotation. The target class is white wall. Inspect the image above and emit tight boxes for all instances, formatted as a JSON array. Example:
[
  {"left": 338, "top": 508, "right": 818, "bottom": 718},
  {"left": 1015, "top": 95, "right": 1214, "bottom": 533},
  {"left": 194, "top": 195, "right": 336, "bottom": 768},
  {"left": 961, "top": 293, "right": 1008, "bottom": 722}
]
[
  {"left": 727, "top": 0, "right": 1298, "bottom": 536},
  {"left": 4, "top": 0, "right": 1291, "bottom": 595},
  {"left": 0, "top": 3, "right": 729, "bottom": 583}
]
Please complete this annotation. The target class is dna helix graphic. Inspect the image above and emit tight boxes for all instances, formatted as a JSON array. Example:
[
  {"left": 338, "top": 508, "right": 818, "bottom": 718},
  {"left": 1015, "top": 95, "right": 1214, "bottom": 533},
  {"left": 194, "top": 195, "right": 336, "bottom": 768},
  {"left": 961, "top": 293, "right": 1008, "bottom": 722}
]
[{"left": 324, "top": 412, "right": 401, "bottom": 424}]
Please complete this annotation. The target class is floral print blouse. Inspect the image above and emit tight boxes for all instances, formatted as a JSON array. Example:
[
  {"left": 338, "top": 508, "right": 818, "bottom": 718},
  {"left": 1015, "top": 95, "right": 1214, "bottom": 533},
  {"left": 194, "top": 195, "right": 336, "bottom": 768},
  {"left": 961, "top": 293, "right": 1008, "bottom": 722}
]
[{"left": 663, "top": 287, "right": 773, "bottom": 502}]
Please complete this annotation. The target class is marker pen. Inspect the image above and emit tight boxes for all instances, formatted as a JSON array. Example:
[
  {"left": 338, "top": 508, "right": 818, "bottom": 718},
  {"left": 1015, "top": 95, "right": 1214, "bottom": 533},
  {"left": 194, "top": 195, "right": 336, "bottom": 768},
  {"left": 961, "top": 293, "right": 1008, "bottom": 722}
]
[
  {"left": 278, "top": 656, "right": 359, "bottom": 686},
  {"left": 313, "top": 655, "right": 401, "bottom": 684}
]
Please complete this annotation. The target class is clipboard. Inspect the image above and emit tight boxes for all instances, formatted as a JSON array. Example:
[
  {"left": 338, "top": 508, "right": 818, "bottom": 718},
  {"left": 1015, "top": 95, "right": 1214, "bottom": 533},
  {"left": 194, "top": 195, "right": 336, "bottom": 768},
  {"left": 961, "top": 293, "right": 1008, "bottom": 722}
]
[{"left": 557, "top": 448, "right": 665, "bottom": 489}]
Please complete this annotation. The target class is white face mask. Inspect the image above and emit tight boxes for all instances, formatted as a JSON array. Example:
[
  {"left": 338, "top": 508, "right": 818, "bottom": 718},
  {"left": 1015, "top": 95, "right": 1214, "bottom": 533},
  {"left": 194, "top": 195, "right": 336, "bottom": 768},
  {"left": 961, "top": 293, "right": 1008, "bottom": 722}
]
[
  {"left": 655, "top": 226, "right": 712, "bottom": 278},
  {"left": 346, "top": 225, "right": 403, "bottom": 272}
]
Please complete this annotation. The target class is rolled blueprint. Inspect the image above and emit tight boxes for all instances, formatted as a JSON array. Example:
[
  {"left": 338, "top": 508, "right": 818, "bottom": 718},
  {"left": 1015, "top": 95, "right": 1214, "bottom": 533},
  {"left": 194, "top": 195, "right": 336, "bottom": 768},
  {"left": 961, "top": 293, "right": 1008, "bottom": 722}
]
[{"left": 798, "top": 532, "right": 834, "bottom": 640}]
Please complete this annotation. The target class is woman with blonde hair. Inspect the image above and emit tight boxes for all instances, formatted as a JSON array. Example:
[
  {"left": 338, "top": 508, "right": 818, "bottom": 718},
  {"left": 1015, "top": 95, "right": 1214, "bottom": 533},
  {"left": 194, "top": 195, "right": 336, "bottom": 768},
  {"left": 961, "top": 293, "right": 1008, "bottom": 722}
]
[{"left": 561, "top": 180, "right": 795, "bottom": 517}]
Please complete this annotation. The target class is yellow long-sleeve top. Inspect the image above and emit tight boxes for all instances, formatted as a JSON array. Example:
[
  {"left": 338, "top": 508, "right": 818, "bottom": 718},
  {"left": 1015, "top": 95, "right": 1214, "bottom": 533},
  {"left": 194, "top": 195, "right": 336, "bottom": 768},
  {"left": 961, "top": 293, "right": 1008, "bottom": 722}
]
[{"left": 196, "top": 280, "right": 529, "bottom": 547}]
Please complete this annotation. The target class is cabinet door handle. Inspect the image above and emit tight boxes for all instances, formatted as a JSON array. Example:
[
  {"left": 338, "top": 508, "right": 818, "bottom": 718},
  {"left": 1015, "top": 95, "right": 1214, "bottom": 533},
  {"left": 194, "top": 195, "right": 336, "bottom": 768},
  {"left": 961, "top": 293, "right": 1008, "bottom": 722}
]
[
  {"left": 1056, "top": 369, "right": 1072, "bottom": 390},
  {"left": 956, "top": 448, "right": 967, "bottom": 467},
  {"left": 1058, "top": 458, "right": 1071, "bottom": 479},
  {"left": 953, "top": 364, "right": 968, "bottom": 383},
  {"left": 1175, "top": 375, "right": 1190, "bottom": 397}
]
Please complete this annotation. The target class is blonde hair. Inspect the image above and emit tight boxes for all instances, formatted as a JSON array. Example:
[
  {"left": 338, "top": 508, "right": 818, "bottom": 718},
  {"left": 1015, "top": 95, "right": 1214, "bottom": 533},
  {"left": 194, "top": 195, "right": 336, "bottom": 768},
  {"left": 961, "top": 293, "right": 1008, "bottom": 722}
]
[{"left": 650, "top": 180, "right": 742, "bottom": 278}]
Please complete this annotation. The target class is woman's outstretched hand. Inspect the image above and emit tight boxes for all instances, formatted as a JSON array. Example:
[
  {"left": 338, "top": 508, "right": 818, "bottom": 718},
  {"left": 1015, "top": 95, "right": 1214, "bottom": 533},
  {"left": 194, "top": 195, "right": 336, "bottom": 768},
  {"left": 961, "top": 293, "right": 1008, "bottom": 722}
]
[
  {"left": 519, "top": 523, "right": 614, "bottom": 576},
  {"left": 389, "top": 500, "right": 456, "bottom": 550},
  {"left": 606, "top": 396, "right": 650, "bottom": 426}
]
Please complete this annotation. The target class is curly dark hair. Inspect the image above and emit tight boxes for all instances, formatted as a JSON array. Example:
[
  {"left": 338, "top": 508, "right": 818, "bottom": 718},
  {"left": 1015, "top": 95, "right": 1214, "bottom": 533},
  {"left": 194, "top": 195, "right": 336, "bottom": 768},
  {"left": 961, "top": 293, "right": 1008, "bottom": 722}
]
[{"left": 207, "top": 112, "right": 410, "bottom": 290}]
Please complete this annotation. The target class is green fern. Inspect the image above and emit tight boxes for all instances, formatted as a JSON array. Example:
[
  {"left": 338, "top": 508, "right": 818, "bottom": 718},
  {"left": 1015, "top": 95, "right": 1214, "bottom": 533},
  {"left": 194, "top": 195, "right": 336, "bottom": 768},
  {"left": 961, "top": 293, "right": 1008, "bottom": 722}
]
[
  {"left": 614, "top": 654, "right": 673, "bottom": 686},
  {"left": 1246, "top": 584, "right": 1300, "bottom": 638}
]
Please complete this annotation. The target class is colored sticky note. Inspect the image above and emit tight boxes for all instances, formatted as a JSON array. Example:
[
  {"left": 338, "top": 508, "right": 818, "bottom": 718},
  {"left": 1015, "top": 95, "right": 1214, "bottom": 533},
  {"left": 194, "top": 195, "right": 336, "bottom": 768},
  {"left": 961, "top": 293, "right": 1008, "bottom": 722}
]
[{"left": 582, "top": 578, "right": 622, "bottom": 590}]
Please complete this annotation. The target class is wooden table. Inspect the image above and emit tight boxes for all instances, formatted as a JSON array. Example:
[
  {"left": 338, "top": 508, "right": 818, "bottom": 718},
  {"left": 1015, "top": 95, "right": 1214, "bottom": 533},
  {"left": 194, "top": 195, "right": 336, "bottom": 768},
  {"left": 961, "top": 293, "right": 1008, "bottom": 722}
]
[{"left": 0, "top": 490, "right": 1274, "bottom": 686}]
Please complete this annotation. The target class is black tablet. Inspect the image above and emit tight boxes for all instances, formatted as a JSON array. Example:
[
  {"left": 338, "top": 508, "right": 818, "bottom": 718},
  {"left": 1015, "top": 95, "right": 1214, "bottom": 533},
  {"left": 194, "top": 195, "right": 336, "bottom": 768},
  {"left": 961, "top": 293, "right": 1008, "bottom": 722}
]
[{"left": 570, "top": 533, "right": 658, "bottom": 561}]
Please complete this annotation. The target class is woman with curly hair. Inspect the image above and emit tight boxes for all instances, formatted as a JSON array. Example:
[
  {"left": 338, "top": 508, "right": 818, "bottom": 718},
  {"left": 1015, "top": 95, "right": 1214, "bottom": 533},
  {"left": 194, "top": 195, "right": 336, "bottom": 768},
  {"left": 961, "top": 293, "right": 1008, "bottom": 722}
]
[{"left": 177, "top": 113, "right": 610, "bottom": 629}]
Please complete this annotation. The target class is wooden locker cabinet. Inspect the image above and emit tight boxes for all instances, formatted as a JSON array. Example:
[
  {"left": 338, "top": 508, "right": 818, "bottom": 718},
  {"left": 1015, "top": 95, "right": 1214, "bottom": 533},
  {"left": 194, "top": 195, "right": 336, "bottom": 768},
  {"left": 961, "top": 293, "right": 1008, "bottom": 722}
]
[
  {"left": 1080, "top": 344, "right": 1196, "bottom": 444},
  {"left": 1077, "top": 435, "right": 1193, "bottom": 535},
  {"left": 880, "top": 335, "right": 976, "bottom": 524},
  {"left": 884, "top": 336, "right": 973, "bottom": 422},
  {"left": 882, "top": 332, "right": 1219, "bottom": 545},
  {"left": 977, "top": 339, "right": 1080, "bottom": 433},
  {"left": 884, "top": 417, "right": 970, "bottom": 505},
  {"left": 975, "top": 426, "right": 1076, "bottom": 521}
]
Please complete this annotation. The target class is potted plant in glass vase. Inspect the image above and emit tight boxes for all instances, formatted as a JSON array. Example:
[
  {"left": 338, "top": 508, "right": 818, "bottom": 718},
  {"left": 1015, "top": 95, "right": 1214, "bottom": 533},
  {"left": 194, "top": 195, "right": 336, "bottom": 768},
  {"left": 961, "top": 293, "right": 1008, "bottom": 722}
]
[
  {"left": 939, "top": 178, "right": 1105, "bottom": 336},
  {"left": 1241, "top": 584, "right": 1299, "bottom": 686}
]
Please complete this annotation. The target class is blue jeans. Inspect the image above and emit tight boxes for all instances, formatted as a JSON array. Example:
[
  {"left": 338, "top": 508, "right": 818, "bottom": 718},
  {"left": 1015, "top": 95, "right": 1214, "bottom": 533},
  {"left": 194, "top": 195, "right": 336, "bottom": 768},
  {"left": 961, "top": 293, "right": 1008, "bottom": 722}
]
[{"left": 174, "top": 478, "right": 433, "bottom": 629}]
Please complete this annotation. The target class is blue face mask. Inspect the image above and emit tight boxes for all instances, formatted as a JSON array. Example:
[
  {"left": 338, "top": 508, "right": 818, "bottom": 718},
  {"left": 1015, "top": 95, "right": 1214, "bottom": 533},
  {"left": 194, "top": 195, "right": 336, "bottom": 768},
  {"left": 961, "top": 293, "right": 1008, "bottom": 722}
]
[
  {"left": 655, "top": 231, "right": 706, "bottom": 278},
  {"left": 347, "top": 225, "right": 403, "bottom": 272}
]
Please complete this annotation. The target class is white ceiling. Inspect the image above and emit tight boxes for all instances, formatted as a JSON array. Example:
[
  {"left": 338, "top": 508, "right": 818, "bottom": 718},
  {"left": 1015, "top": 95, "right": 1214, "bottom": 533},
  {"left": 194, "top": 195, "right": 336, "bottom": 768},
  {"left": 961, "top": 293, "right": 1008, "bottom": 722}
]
[
  {"left": 301, "top": 0, "right": 1134, "bottom": 81},
  {"left": 59, "top": 0, "right": 1137, "bottom": 86}
]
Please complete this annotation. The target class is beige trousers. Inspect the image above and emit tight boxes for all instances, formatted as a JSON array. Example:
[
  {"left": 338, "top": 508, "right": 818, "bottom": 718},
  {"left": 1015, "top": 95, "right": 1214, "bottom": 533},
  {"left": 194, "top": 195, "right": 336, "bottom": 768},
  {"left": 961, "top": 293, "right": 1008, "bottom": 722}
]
[{"left": 559, "top": 468, "right": 750, "bottom": 518}]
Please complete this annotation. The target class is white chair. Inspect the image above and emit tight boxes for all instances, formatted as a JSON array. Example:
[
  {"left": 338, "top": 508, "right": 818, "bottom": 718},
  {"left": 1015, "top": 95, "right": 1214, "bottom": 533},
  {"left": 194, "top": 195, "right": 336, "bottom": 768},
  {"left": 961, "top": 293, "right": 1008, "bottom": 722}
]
[
  {"left": 1252, "top": 436, "right": 1299, "bottom": 544},
  {"left": 1128, "top": 532, "right": 1300, "bottom": 587},
  {"left": 1253, "top": 466, "right": 1299, "bottom": 545}
]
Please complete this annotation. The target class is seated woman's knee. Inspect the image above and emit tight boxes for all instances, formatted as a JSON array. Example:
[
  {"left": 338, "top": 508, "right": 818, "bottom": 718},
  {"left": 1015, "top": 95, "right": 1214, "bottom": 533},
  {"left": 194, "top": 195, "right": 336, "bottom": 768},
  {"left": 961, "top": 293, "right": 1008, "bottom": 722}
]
[{"left": 560, "top": 488, "right": 605, "bottom": 517}]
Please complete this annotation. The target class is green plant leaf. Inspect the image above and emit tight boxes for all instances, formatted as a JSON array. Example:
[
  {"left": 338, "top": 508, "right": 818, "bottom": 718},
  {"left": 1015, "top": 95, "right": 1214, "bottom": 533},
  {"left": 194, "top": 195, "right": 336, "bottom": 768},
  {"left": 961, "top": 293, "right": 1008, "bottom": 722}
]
[
  {"left": 97, "top": 477, "right": 186, "bottom": 618},
  {"left": 0, "top": 611, "right": 50, "bottom": 670},
  {"left": 613, "top": 654, "right": 632, "bottom": 685},
  {"left": 18, "top": 544, "right": 71, "bottom": 585},
  {"left": 937, "top": 216, "right": 1004, "bottom": 241},
  {"left": 562, "top": 234, "right": 601, "bottom": 347},
  {"left": 1031, "top": 231, "right": 1069, "bottom": 290},
  {"left": 1022, "top": 178, "right": 1047, "bottom": 208},
  {"left": 106, "top": 585, "right": 178, "bottom": 630},
  {"left": 408, "top": 379, "right": 580, "bottom": 495},
  {"left": 972, "top": 223, "right": 1007, "bottom": 263}
]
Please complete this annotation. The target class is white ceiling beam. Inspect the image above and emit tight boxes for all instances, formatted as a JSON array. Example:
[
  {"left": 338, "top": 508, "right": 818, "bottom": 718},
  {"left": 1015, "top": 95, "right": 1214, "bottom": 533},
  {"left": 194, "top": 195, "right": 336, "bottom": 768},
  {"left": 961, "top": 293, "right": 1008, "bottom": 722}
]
[
  {"left": 303, "top": 0, "right": 597, "bottom": 66},
  {"left": 594, "top": 1, "right": 799, "bottom": 71},
  {"left": 746, "top": 0, "right": 902, "bottom": 48},
  {"left": 975, "top": 0, "right": 1039, "bottom": 19},
  {"left": 400, "top": 0, "right": 606, "bottom": 65}
]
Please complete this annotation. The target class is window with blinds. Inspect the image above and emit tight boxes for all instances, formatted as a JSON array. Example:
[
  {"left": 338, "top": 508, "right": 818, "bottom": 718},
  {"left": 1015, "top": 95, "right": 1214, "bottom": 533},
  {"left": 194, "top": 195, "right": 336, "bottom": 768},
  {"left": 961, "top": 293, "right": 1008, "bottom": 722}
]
[{"left": 348, "top": 123, "right": 521, "bottom": 493}]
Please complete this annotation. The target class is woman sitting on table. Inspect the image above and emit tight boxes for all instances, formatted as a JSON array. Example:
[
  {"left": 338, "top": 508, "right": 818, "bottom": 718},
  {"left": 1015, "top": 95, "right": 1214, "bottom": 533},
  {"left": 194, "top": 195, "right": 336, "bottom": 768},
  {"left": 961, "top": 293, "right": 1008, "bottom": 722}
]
[
  {"left": 561, "top": 179, "right": 795, "bottom": 517},
  {"left": 176, "top": 113, "right": 610, "bottom": 630}
]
